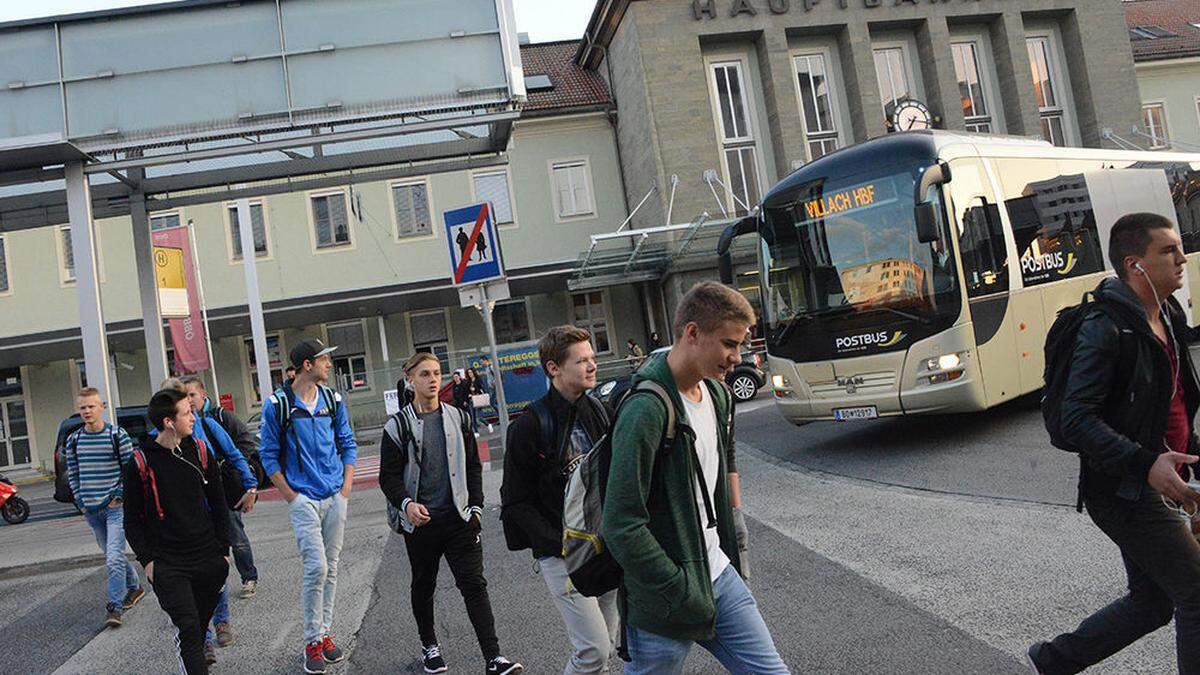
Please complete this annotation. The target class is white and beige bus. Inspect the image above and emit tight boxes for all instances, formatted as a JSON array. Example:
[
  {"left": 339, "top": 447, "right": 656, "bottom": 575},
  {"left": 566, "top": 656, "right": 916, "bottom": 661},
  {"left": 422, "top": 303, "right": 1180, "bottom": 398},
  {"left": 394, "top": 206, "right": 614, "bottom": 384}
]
[{"left": 717, "top": 130, "right": 1200, "bottom": 424}]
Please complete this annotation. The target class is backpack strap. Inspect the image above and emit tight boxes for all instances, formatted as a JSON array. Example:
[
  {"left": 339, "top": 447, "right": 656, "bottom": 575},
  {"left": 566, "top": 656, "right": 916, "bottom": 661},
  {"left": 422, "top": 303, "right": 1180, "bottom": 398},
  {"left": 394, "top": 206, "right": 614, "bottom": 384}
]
[
  {"left": 108, "top": 426, "right": 122, "bottom": 464},
  {"left": 195, "top": 438, "right": 209, "bottom": 473},
  {"left": 132, "top": 449, "right": 164, "bottom": 520},
  {"left": 630, "top": 380, "right": 676, "bottom": 450},
  {"left": 530, "top": 397, "right": 558, "bottom": 461}
]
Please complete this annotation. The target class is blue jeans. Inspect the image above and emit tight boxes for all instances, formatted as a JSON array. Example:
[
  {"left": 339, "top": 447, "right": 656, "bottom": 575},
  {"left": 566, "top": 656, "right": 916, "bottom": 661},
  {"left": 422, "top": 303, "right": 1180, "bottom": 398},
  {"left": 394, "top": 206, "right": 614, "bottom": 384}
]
[
  {"left": 83, "top": 504, "right": 140, "bottom": 611},
  {"left": 288, "top": 492, "right": 349, "bottom": 643},
  {"left": 205, "top": 585, "right": 231, "bottom": 644},
  {"left": 624, "top": 566, "right": 788, "bottom": 675},
  {"left": 228, "top": 510, "right": 257, "bottom": 582}
]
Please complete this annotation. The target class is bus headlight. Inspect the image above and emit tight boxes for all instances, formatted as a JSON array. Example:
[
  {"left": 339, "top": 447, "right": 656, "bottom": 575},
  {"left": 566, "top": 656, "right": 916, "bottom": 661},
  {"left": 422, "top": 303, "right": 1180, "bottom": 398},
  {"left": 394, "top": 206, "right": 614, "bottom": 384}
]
[
  {"left": 922, "top": 352, "right": 966, "bottom": 384},
  {"left": 923, "top": 353, "right": 961, "bottom": 371}
]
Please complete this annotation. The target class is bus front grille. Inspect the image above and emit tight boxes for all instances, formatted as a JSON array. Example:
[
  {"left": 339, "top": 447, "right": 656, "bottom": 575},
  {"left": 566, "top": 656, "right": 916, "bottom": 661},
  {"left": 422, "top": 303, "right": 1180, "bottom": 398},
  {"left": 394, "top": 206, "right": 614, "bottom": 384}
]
[{"left": 808, "top": 371, "right": 896, "bottom": 398}]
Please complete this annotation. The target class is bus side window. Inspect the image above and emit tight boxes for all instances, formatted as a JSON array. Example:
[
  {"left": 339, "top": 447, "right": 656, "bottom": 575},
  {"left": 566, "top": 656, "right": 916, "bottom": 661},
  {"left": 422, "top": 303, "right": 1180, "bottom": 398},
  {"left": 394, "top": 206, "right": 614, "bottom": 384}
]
[{"left": 959, "top": 197, "right": 1009, "bottom": 298}]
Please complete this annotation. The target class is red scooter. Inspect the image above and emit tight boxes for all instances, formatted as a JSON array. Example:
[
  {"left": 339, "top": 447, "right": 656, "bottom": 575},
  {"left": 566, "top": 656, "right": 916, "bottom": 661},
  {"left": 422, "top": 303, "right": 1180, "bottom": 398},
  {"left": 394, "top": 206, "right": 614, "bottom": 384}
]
[{"left": 0, "top": 473, "right": 29, "bottom": 524}]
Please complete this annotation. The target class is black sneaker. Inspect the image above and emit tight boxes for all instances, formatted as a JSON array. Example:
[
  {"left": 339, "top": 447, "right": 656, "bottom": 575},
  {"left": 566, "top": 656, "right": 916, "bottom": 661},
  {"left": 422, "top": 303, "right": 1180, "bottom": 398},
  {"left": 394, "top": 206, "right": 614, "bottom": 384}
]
[
  {"left": 1026, "top": 643, "right": 1046, "bottom": 674},
  {"left": 321, "top": 635, "right": 344, "bottom": 663},
  {"left": 304, "top": 641, "right": 326, "bottom": 674},
  {"left": 104, "top": 604, "right": 122, "bottom": 628},
  {"left": 485, "top": 656, "right": 523, "bottom": 675},
  {"left": 422, "top": 644, "right": 448, "bottom": 673},
  {"left": 122, "top": 586, "right": 146, "bottom": 610},
  {"left": 204, "top": 641, "right": 217, "bottom": 665}
]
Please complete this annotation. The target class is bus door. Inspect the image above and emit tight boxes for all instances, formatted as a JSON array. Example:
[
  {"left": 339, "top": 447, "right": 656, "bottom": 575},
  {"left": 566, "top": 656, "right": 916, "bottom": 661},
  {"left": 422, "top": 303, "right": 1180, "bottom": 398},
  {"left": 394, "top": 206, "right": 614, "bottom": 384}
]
[{"left": 950, "top": 158, "right": 1019, "bottom": 407}]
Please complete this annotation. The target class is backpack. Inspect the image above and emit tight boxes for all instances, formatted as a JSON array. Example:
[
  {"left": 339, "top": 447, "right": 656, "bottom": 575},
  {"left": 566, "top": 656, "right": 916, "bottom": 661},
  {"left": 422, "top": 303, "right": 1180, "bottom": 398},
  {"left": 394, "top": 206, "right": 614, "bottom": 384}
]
[
  {"left": 271, "top": 384, "right": 342, "bottom": 464},
  {"left": 206, "top": 405, "right": 266, "bottom": 487},
  {"left": 561, "top": 380, "right": 678, "bottom": 599},
  {"left": 1042, "top": 291, "right": 1134, "bottom": 453},
  {"left": 55, "top": 426, "right": 122, "bottom": 504},
  {"left": 130, "top": 439, "right": 209, "bottom": 520},
  {"left": 383, "top": 405, "right": 474, "bottom": 534}
]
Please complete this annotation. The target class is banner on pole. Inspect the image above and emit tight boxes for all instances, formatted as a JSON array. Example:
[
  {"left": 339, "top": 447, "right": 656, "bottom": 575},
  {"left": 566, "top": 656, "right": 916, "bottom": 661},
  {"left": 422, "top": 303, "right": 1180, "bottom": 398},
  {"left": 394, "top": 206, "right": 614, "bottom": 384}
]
[{"left": 151, "top": 225, "right": 210, "bottom": 373}]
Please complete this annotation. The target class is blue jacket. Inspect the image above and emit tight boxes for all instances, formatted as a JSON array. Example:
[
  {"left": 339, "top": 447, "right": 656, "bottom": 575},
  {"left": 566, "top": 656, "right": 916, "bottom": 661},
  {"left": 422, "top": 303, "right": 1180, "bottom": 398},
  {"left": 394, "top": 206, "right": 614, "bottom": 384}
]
[
  {"left": 259, "top": 385, "right": 357, "bottom": 500},
  {"left": 149, "top": 414, "right": 257, "bottom": 489}
]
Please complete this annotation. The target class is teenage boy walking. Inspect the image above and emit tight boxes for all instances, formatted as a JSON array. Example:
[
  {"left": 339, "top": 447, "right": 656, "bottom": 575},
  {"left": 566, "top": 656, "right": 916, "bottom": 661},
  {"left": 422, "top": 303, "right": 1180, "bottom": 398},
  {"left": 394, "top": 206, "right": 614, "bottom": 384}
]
[
  {"left": 379, "top": 352, "right": 522, "bottom": 675},
  {"left": 1029, "top": 213, "right": 1200, "bottom": 674},
  {"left": 260, "top": 338, "right": 357, "bottom": 675},
  {"left": 124, "top": 388, "right": 231, "bottom": 675},
  {"left": 502, "top": 326, "right": 618, "bottom": 674},
  {"left": 601, "top": 281, "right": 787, "bottom": 674},
  {"left": 65, "top": 387, "right": 145, "bottom": 628},
  {"left": 183, "top": 376, "right": 263, "bottom": 599}
]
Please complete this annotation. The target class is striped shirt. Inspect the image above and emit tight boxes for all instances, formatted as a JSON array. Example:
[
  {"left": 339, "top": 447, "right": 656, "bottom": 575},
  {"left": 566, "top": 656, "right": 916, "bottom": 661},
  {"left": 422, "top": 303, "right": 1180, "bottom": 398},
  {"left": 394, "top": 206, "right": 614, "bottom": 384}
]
[{"left": 65, "top": 424, "right": 135, "bottom": 513}]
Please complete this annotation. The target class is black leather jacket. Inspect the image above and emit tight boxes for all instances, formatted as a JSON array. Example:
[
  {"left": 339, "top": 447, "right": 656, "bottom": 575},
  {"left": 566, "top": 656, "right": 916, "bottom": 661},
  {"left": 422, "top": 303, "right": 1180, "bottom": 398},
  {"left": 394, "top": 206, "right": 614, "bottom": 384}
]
[{"left": 1064, "top": 277, "right": 1200, "bottom": 501}]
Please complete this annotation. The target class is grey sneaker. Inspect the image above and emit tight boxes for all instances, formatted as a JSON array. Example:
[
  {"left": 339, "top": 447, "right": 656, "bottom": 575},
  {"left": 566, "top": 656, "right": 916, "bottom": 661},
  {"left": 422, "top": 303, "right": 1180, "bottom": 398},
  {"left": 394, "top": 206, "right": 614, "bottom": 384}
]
[
  {"left": 304, "top": 641, "right": 326, "bottom": 674},
  {"left": 204, "top": 641, "right": 217, "bottom": 665},
  {"left": 240, "top": 579, "right": 257, "bottom": 599},
  {"left": 215, "top": 621, "right": 234, "bottom": 647},
  {"left": 122, "top": 586, "right": 146, "bottom": 610},
  {"left": 104, "top": 604, "right": 123, "bottom": 628}
]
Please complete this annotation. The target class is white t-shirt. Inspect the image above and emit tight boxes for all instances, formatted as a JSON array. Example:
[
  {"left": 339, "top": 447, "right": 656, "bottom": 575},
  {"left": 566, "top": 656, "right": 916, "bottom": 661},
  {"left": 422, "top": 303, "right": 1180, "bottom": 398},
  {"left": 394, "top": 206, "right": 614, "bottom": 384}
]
[{"left": 680, "top": 384, "right": 730, "bottom": 582}]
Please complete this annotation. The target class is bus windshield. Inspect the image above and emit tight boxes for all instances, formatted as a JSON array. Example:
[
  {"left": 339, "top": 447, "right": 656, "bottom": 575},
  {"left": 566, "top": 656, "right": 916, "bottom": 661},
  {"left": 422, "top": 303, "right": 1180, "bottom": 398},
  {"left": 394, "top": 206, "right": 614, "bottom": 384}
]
[{"left": 760, "top": 167, "right": 961, "bottom": 361}]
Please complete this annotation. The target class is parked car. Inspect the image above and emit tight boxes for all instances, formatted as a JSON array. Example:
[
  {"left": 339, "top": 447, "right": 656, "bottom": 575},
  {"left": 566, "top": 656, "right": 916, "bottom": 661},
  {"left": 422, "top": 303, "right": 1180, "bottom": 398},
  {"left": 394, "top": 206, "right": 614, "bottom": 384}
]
[
  {"left": 595, "top": 348, "right": 767, "bottom": 405},
  {"left": 53, "top": 406, "right": 152, "bottom": 507}
]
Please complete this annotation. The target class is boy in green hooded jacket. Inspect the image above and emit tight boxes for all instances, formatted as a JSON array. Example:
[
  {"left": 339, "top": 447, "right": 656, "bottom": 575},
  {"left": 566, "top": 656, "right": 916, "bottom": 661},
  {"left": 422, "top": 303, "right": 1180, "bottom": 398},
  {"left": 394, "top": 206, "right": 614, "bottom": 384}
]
[{"left": 600, "top": 281, "right": 788, "bottom": 674}]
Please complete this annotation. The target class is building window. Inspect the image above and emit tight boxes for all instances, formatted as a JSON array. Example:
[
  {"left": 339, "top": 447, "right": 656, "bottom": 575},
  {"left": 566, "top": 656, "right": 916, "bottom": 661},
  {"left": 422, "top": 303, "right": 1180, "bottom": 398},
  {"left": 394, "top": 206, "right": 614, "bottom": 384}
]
[
  {"left": 310, "top": 191, "right": 352, "bottom": 249},
  {"left": 227, "top": 202, "right": 270, "bottom": 260},
  {"left": 58, "top": 226, "right": 76, "bottom": 283},
  {"left": 873, "top": 47, "right": 911, "bottom": 119},
  {"left": 1027, "top": 37, "right": 1066, "bottom": 147},
  {"left": 244, "top": 333, "right": 285, "bottom": 403},
  {"left": 0, "top": 234, "right": 8, "bottom": 294},
  {"left": 391, "top": 180, "right": 432, "bottom": 239},
  {"left": 710, "top": 61, "right": 761, "bottom": 216},
  {"left": 952, "top": 42, "right": 992, "bottom": 133},
  {"left": 150, "top": 212, "right": 182, "bottom": 231},
  {"left": 410, "top": 310, "right": 451, "bottom": 374},
  {"left": 793, "top": 53, "right": 840, "bottom": 161},
  {"left": 493, "top": 300, "right": 531, "bottom": 344},
  {"left": 327, "top": 321, "right": 370, "bottom": 392},
  {"left": 472, "top": 170, "right": 515, "bottom": 225},
  {"left": 571, "top": 291, "right": 610, "bottom": 354},
  {"left": 551, "top": 160, "right": 594, "bottom": 219},
  {"left": 1142, "top": 103, "right": 1170, "bottom": 149}
]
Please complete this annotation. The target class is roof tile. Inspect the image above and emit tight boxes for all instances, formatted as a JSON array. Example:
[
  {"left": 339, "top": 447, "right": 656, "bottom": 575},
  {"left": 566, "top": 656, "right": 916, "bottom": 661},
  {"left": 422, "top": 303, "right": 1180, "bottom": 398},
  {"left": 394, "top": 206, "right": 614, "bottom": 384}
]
[
  {"left": 519, "top": 40, "right": 613, "bottom": 114},
  {"left": 1125, "top": 0, "right": 1200, "bottom": 62}
]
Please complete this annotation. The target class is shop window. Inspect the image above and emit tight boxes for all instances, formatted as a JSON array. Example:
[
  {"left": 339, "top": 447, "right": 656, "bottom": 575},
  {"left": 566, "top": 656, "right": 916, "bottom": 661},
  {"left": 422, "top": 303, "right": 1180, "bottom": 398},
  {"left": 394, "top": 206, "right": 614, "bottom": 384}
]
[
  {"left": 1142, "top": 103, "right": 1170, "bottom": 149},
  {"left": 0, "top": 368, "right": 21, "bottom": 398},
  {"left": 793, "top": 53, "right": 841, "bottom": 161},
  {"left": 472, "top": 171, "right": 515, "bottom": 225},
  {"left": 311, "top": 191, "right": 352, "bottom": 249},
  {"left": 952, "top": 42, "right": 992, "bottom": 133},
  {"left": 150, "top": 212, "right": 181, "bottom": 231},
  {"left": 392, "top": 180, "right": 432, "bottom": 239},
  {"left": 571, "top": 291, "right": 610, "bottom": 354},
  {"left": 997, "top": 159, "right": 1104, "bottom": 287},
  {"left": 493, "top": 300, "right": 531, "bottom": 345},
  {"left": 551, "top": 160, "right": 594, "bottom": 218},
  {"left": 327, "top": 321, "right": 370, "bottom": 392},
  {"left": 411, "top": 310, "right": 451, "bottom": 374},
  {"left": 1027, "top": 38, "right": 1065, "bottom": 146},
  {"left": 227, "top": 202, "right": 270, "bottom": 260}
]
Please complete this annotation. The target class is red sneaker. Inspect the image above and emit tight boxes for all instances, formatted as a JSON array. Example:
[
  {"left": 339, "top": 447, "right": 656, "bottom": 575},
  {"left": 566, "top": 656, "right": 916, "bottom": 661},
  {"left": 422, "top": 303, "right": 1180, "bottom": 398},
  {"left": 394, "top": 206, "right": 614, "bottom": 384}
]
[{"left": 321, "top": 635, "right": 345, "bottom": 663}]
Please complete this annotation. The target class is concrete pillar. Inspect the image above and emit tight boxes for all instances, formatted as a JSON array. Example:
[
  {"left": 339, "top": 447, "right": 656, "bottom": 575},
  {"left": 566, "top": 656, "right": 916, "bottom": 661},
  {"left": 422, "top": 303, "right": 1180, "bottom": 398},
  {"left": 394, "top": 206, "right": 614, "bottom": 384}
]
[
  {"left": 65, "top": 162, "right": 117, "bottom": 419},
  {"left": 756, "top": 28, "right": 807, "bottom": 179},
  {"left": 917, "top": 16, "right": 966, "bottom": 132},
  {"left": 989, "top": 11, "right": 1041, "bottom": 138},
  {"left": 837, "top": 22, "right": 886, "bottom": 142},
  {"left": 1058, "top": 9, "right": 1142, "bottom": 148},
  {"left": 129, "top": 167, "right": 170, "bottom": 389}
]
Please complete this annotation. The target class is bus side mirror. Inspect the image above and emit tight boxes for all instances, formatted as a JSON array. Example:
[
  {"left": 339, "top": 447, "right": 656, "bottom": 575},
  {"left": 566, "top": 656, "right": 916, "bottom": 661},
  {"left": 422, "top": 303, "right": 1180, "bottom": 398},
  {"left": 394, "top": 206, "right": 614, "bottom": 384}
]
[
  {"left": 915, "top": 203, "right": 939, "bottom": 244},
  {"left": 717, "top": 215, "right": 758, "bottom": 285}
]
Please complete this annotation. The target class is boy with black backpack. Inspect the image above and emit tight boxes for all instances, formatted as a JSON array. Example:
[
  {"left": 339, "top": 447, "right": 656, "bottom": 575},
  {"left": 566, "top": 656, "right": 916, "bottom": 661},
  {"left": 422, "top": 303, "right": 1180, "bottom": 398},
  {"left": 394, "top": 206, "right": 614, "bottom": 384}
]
[
  {"left": 260, "top": 337, "right": 357, "bottom": 675},
  {"left": 66, "top": 387, "right": 145, "bottom": 629},
  {"left": 124, "top": 387, "right": 231, "bottom": 675},
  {"left": 601, "top": 282, "right": 787, "bottom": 674},
  {"left": 1030, "top": 213, "right": 1200, "bottom": 675},
  {"left": 379, "top": 352, "right": 522, "bottom": 675},
  {"left": 501, "top": 325, "right": 618, "bottom": 674}
]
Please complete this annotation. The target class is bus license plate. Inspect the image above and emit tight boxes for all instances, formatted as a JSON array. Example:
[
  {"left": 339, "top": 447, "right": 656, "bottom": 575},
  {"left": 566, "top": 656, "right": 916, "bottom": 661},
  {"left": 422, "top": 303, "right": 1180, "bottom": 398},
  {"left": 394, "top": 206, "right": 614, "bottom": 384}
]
[{"left": 834, "top": 406, "right": 878, "bottom": 421}]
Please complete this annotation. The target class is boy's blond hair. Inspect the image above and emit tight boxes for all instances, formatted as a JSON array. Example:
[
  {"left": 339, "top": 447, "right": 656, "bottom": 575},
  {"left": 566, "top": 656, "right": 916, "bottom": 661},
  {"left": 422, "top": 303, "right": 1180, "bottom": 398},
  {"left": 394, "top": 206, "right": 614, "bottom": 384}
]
[
  {"left": 403, "top": 352, "right": 441, "bottom": 375},
  {"left": 672, "top": 281, "right": 756, "bottom": 338}
]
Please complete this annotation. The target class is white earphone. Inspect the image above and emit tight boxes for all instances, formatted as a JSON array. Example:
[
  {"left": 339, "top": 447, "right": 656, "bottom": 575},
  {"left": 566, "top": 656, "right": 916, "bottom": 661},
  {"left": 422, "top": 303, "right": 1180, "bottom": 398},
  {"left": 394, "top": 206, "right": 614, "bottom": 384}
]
[{"left": 1134, "top": 261, "right": 1147, "bottom": 275}]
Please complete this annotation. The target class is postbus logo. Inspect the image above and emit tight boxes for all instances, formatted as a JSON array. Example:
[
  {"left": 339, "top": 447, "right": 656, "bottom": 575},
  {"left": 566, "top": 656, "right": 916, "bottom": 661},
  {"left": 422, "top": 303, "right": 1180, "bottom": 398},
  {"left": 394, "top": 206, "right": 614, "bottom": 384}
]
[
  {"left": 835, "top": 330, "right": 907, "bottom": 353},
  {"left": 1020, "top": 251, "right": 1077, "bottom": 278}
]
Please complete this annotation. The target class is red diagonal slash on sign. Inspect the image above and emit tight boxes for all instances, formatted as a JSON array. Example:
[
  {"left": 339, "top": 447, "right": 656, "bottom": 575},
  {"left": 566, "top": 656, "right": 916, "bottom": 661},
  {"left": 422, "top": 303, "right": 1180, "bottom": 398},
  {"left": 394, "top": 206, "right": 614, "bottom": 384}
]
[{"left": 454, "top": 203, "right": 490, "bottom": 284}]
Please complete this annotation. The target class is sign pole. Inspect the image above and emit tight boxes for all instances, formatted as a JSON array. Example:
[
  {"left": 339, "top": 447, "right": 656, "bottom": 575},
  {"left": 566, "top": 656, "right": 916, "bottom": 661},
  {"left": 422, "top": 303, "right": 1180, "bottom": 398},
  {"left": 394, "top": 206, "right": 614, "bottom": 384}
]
[
  {"left": 479, "top": 282, "right": 509, "bottom": 444},
  {"left": 187, "top": 220, "right": 220, "bottom": 401}
]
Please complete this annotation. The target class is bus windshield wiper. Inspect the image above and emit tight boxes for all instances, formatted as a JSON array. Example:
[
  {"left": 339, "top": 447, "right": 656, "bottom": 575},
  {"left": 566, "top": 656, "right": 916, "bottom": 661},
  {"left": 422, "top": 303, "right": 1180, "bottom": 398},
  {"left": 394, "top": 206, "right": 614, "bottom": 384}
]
[{"left": 873, "top": 306, "right": 932, "bottom": 325}]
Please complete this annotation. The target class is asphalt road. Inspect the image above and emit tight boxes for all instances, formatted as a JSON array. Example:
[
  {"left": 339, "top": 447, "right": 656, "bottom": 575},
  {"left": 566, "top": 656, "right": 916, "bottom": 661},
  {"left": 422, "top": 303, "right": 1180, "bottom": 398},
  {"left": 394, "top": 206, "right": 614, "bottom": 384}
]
[{"left": 0, "top": 397, "right": 1176, "bottom": 673}]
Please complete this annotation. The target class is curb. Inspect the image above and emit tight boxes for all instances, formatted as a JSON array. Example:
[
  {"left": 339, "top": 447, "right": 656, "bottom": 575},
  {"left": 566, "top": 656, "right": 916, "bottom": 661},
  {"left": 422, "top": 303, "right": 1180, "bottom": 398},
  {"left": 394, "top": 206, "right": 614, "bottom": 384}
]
[{"left": 0, "top": 552, "right": 120, "bottom": 581}]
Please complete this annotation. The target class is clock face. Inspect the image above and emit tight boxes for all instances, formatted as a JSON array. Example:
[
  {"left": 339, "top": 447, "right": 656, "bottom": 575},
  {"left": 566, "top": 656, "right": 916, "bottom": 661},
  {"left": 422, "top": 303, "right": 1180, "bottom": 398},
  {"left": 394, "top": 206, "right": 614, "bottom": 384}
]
[{"left": 891, "top": 100, "right": 932, "bottom": 131}]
